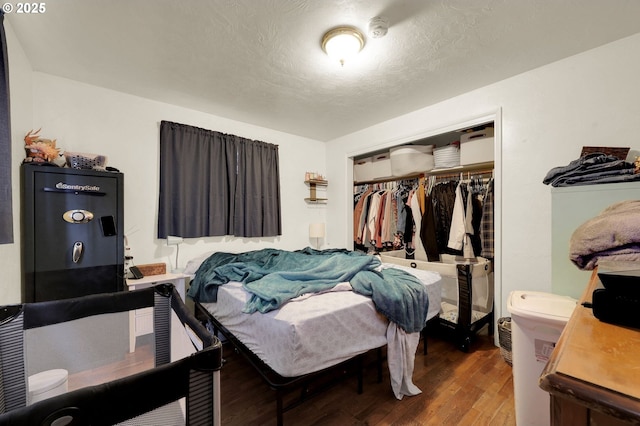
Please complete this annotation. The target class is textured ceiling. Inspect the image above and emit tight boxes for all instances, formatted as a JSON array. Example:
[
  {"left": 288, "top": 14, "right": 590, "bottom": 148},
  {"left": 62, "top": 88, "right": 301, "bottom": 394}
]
[{"left": 7, "top": 0, "right": 640, "bottom": 141}]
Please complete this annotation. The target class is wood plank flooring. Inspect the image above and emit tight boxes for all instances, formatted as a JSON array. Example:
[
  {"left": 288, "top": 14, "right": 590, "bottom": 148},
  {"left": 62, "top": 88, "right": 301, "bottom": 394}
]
[
  {"left": 65, "top": 330, "right": 515, "bottom": 425},
  {"left": 219, "top": 332, "right": 516, "bottom": 425},
  {"left": 67, "top": 343, "right": 155, "bottom": 391}
]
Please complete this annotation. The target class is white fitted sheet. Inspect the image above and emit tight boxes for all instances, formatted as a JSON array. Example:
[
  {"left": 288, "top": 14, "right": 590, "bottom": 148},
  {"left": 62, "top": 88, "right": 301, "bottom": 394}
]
[{"left": 199, "top": 264, "right": 441, "bottom": 377}]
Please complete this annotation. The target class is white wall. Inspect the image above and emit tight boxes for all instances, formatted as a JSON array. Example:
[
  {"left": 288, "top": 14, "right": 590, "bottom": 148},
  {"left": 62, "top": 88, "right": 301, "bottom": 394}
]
[
  {"left": 29, "top": 73, "right": 327, "bottom": 272},
  {"left": 3, "top": 25, "right": 327, "bottom": 302},
  {"left": 1, "top": 22, "right": 33, "bottom": 304},
  {"left": 326, "top": 33, "right": 640, "bottom": 320}
]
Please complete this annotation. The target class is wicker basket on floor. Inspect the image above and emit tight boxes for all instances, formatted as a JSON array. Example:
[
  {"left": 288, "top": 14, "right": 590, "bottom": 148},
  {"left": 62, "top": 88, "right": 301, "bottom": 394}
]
[{"left": 498, "top": 317, "right": 512, "bottom": 366}]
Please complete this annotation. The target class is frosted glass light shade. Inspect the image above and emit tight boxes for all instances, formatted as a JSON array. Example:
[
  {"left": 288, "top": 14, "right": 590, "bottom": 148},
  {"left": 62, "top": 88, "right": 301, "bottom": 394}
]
[
  {"left": 309, "top": 223, "right": 326, "bottom": 238},
  {"left": 321, "top": 27, "right": 365, "bottom": 66}
]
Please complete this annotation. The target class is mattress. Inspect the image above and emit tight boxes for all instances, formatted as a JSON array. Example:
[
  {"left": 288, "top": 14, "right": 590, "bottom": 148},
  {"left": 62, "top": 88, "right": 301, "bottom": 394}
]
[{"left": 197, "top": 262, "right": 441, "bottom": 378}]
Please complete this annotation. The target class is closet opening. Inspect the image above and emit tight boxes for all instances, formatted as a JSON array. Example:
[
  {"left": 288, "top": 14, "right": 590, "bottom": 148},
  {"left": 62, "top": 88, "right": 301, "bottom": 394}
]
[
  {"left": 352, "top": 121, "right": 494, "bottom": 258},
  {"left": 348, "top": 112, "right": 501, "bottom": 347}
]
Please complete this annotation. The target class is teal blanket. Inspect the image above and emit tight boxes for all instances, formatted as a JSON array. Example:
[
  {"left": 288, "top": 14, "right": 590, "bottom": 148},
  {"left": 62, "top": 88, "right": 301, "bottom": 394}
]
[{"left": 187, "top": 248, "right": 429, "bottom": 333}]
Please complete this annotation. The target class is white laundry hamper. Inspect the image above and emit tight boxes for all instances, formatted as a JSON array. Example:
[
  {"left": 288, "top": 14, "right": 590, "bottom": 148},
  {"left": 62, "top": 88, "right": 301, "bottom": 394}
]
[{"left": 507, "top": 291, "right": 577, "bottom": 426}]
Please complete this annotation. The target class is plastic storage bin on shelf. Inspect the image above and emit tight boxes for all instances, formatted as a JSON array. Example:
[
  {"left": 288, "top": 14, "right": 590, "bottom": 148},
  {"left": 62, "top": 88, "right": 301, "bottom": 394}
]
[
  {"left": 371, "top": 152, "right": 392, "bottom": 179},
  {"left": 389, "top": 145, "right": 435, "bottom": 176},
  {"left": 459, "top": 128, "right": 494, "bottom": 165},
  {"left": 507, "top": 291, "right": 577, "bottom": 426},
  {"left": 354, "top": 152, "right": 392, "bottom": 182},
  {"left": 354, "top": 156, "right": 374, "bottom": 182}
]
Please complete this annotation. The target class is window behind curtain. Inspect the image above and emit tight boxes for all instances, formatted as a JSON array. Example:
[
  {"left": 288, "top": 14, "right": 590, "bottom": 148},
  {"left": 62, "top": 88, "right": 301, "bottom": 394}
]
[
  {"left": 0, "top": 11, "right": 13, "bottom": 245},
  {"left": 158, "top": 121, "right": 281, "bottom": 239}
]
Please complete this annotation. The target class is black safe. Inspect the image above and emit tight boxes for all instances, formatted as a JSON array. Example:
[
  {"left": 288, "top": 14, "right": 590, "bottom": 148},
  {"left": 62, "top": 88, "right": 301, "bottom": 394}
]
[{"left": 22, "top": 164, "right": 125, "bottom": 302}]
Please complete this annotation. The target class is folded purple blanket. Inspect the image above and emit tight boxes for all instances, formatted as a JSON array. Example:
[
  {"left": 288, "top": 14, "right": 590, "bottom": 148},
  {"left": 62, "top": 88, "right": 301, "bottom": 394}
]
[{"left": 570, "top": 200, "right": 640, "bottom": 270}]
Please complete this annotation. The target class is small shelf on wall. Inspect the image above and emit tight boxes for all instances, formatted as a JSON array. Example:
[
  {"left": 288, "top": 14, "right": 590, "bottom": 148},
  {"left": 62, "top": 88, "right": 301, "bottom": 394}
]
[{"left": 305, "top": 179, "right": 328, "bottom": 203}]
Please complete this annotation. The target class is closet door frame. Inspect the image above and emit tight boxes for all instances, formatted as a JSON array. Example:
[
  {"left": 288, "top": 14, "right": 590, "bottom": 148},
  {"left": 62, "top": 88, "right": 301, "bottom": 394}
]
[{"left": 346, "top": 109, "right": 502, "bottom": 344}]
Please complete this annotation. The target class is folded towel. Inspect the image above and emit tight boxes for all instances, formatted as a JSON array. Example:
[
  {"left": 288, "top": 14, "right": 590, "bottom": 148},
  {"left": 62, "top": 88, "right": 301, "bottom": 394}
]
[{"left": 570, "top": 200, "right": 640, "bottom": 270}]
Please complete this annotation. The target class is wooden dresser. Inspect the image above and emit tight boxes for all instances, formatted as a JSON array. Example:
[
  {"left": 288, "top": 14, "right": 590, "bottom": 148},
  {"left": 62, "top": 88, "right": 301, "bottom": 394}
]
[{"left": 539, "top": 270, "right": 640, "bottom": 425}]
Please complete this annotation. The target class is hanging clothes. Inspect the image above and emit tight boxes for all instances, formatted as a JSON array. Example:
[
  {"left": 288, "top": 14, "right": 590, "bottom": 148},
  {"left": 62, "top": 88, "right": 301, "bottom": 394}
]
[
  {"left": 462, "top": 186, "right": 476, "bottom": 259},
  {"left": 353, "top": 187, "right": 371, "bottom": 243},
  {"left": 446, "top": 176, "right": 491, "bottom": 259},
  {"left": 373, "top": 190, "right": 388, "bottom": 249},
  {"left": 420, "top": 192, "right": 440, "bottom": 261},
  {"left": 393, "top": 181, "right": 415, "bottom": 252},
  {"left": 447, "top": 181, "right": 476, "bottom": 258},
  {"left": 353, "top": 181, "right": 411, "bottom": 253},
  {"left": 416, "top": 177, "right": 426, "bottom": 215},
  {"left": 352, "top": 171, "right": 492, "bottom": 258},
  {"left": 469, "top": 178, "right": 485, "bottom": 256},
  {"left": 410, "top": 190, "right": 428, "bottom": 261},
  {"left": 402, "top": 190, "right": 415, "bottom": 258},
  {"left": 381, "top": 190, "right": 395, "bottom": 250},
  {"left": 447, "top": 182, "right": 466, "bottom": 251},
  {"left": 430, "top": 180, "right": 458, "bottom": 255},
  {"left": 480, "top": 178, "right": 495, "bottom": 259}
]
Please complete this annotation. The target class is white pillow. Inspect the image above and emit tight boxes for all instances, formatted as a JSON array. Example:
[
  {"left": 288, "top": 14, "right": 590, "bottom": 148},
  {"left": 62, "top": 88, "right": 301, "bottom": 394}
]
[{"left": 182, "top": 251, "right": 214, "bottom": 276}]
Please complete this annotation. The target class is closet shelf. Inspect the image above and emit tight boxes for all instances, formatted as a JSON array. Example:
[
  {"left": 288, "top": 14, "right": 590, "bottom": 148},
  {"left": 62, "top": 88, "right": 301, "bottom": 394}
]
[
  {"left": 305, "top": 179, "right": 328, "bottom": 203},
  {"left": 354, "top": 161, "right": 494, "bottom": 185}
]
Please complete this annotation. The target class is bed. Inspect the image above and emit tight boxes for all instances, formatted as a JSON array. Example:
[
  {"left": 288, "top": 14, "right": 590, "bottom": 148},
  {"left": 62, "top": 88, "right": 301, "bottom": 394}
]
[{"left": 185, "top": 247, "right": 441, "bottom": 425}]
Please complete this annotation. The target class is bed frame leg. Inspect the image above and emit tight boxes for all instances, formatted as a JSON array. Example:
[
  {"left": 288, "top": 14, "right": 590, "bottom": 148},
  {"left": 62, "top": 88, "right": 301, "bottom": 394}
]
[
  {"left": 422, "top": 328, "right": 428, "bottom": 355},
  {"left": 377, "top": 348, "right": 383, "bottom": 383},
  {"left": 276, "top": 390, "right": 284, "bottom": 426},
  {"left": 357, "top": 356, "right": 364, "bottom": 394},
  {"left": 423, "top": 316, "right": 439, "bottom": 355}
]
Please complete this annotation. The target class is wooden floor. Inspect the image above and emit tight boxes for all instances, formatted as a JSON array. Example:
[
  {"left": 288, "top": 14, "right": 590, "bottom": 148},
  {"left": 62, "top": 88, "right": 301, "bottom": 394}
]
[
  {"left": 67, "top": 343, "right": 155, "bottom": 391},
  {"left": 65, "top": 330, "right": 515, "bottom": 425},
  {"left": 220, "top": 332, "right": 516, "bottom": 426}
]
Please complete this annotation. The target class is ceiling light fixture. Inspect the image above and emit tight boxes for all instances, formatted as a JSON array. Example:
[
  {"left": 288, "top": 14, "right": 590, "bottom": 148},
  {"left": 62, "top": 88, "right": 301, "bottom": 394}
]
[{"left": 321, "top": 26, "right": 365, "bottom": 66}]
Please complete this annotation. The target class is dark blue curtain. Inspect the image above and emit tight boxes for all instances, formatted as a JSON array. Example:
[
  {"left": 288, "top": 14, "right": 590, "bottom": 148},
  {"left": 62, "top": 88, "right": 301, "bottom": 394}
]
[
  {"left": 233, "top": 138, "right": 281, "bottom": 237},
  {"left": 0, "top": 11, "right": 13, "bottom": 244},
  {"left": 158, "top": 121, "right": 281, "bottom": 239}
]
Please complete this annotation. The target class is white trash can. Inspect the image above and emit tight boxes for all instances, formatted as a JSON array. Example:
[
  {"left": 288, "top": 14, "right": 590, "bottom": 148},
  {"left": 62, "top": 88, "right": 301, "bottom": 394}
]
[{"left": 507, "top": 291, "right": 577, "bottom": 426}]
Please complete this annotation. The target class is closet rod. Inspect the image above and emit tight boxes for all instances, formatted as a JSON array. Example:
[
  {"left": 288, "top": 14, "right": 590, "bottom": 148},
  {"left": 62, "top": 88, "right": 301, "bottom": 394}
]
[
  {"left": 434, "top": 168, "right": 494, "bottom": 180},
  {"left": 429, "top": 162, "right": 494, "bottom": 176},
  {"left": 354, "top": 172, "right": 423, "bottom": 185}
]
